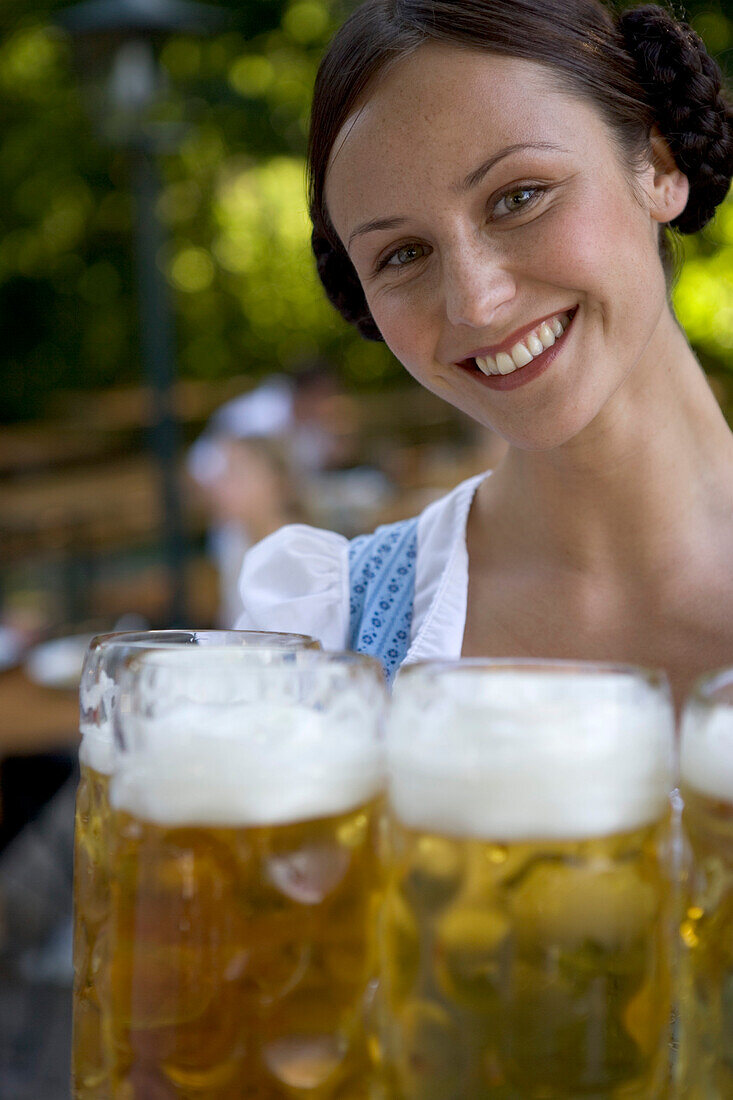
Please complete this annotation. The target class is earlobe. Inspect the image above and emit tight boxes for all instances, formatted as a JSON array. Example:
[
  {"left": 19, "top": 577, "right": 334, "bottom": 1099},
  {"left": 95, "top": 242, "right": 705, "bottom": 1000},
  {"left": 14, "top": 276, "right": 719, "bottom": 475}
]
[{"left": 647, "top": 126, "right": 690, "bottom": 225}]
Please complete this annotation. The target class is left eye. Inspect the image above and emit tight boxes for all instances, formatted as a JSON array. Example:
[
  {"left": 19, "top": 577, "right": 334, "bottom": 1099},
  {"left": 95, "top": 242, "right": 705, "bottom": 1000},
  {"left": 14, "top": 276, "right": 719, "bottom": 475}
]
[
  {"left": 385, "top": 243, "right": 428, "bottom": 267},
  {"left": 494, "top": 187, "right": 540, "bottom": 217}
]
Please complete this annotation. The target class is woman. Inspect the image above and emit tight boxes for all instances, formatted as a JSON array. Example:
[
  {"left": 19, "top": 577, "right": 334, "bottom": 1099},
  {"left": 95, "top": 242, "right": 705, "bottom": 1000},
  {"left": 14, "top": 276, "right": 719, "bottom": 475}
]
[{"left": 237, "top": 0, "right": 733, "bottom": 706}]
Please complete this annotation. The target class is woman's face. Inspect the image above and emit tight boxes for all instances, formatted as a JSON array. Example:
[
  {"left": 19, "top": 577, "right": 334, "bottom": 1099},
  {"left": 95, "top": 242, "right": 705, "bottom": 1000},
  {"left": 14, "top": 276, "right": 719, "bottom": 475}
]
[{"left": 325, "top": 44, "right": 682, "bottom": 451}]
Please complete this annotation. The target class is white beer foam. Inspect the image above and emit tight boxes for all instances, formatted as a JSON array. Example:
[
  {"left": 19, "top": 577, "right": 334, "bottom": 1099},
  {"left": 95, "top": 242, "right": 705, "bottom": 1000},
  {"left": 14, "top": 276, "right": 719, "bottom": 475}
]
[
  {"left": 79, "top": 665, "right": 116, "bottom": 775},
  {"left": 79, "top": 731, "right": 114, "bottom": 776},
  {"left": 78, "top": 647, "right": 320, "bottom": 780},
  {"left": 110, "top": 701, "right": 382, "bottom": 826},
  {"left": 681, "top": 704, "right": 733, "bottom": 803},
  {"left": 388, "top": 669, "right": 674, "bottom": 840}
]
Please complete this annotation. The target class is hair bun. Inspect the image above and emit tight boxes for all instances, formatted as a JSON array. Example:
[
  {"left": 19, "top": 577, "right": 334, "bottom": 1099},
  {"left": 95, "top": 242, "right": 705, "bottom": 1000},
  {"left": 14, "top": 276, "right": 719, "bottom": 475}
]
[
  {"left": 618, "top": 4, "right": 733, "bottom": 233},
  {"left": 311, "top": 230, "right": 383, "bottom": 341}
]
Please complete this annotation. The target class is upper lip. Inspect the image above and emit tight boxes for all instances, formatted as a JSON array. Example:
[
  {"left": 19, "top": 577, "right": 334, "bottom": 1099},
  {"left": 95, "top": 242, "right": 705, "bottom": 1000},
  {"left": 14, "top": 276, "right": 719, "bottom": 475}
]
[{"left": 456, "top": 306, "right": 578, "bottom": 363}]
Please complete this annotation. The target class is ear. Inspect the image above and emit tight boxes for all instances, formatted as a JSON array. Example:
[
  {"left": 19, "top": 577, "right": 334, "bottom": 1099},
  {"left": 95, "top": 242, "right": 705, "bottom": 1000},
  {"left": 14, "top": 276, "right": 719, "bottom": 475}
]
[{"left": 645, "top": 125, "right": 690, "bottom": 225}]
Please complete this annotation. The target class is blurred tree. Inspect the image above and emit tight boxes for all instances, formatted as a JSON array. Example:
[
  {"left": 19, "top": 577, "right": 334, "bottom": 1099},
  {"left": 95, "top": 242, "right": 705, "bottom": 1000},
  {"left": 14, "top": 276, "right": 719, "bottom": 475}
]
[{"left": 0, "top": 0, "right": 730, "bottom": 423}]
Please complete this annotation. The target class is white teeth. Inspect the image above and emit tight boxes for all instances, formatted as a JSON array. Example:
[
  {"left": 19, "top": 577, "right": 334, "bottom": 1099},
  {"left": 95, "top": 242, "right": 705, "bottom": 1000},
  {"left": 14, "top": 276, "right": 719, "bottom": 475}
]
[
  {"left": 471, "top": 310, "right": 574, "bottom": 378},
  {"left": 495, "top": 351, "right": 516, "bottom": 375},
  {"left": 475, "top": 354, "right": 497, "bottom": 375},
  {"left": 538, "top": 322, "right": 556, "bottom": 348},
  {"left": 510, "top": 342, "right": 533, "bottom": 368}
]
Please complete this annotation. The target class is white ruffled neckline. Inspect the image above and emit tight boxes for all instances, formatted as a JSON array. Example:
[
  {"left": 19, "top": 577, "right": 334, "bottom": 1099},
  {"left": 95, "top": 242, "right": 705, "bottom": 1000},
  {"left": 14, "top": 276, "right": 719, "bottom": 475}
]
[
  {"left": 236, "top": 469, "right": 490, "bottom": 663},
  {"left": 404, "top": 471, "right": 488, "bottom": 665}
]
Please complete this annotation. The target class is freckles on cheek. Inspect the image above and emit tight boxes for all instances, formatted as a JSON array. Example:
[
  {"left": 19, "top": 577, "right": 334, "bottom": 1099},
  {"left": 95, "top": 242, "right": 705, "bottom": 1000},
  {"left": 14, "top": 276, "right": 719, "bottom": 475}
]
[
  {"left": 578, "top": 189, "right": 652, "bottom": 272},
  {"left": 369, "top": 301, "right": 420, "bottom": 373},
  {"left": 552, "top": 205, "right": 616, "bottom": 280},
  {"left": 383, "top": 327, "right": 445, "bottom": 395},
  {"left": 385, "top": 335, "right": 425, "bottom": 382}
]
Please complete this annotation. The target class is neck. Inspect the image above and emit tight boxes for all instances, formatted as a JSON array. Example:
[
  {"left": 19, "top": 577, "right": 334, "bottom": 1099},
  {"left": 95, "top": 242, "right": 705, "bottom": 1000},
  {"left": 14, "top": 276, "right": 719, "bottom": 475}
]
[{"left": 482, "top": 319, "right": 733, "bottom": 577}]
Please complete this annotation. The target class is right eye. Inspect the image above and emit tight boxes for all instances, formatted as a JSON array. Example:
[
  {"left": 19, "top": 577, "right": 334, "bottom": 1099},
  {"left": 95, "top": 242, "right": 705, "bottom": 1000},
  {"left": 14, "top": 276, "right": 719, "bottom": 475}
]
[{"left": 382, "top": 242, "right": 429, "bottom": 269}]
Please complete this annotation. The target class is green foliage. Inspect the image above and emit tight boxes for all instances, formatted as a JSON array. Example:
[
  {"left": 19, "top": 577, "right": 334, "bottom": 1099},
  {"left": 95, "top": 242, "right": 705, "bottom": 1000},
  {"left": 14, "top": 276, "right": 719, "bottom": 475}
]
[
  {"left": 0, "top": 13, "right": 135, "bottom": 419},
  {"left": 0, "top": 0, "right": 730, "bottom": 422},
  {"left": 674, "top": 198, "right": 733, "bottom": 366},
  {"left": 167, "top": 151, "right": 392, "bottom": 387}
]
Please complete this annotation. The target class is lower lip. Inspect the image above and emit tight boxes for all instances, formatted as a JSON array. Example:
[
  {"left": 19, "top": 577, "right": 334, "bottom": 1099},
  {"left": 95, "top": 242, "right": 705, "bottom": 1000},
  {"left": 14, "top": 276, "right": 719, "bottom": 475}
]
[{"left": 459, "top": 310, "right": 578, "bottom": 392}]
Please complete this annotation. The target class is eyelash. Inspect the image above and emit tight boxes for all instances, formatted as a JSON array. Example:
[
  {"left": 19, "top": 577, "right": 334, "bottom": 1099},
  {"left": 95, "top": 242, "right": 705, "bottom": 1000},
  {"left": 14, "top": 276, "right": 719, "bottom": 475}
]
[
  {"left": 493, "top": 183, "right": 546, "bottom": 218},
  {"left": 375, "top": 184, "right": 547, "bottom": 273}
]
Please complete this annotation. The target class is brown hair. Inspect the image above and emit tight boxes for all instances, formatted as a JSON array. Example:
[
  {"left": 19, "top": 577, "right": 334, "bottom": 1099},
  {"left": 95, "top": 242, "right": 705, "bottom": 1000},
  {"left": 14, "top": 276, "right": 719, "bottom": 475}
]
[{"left": 307, "top": 0, "right": 733, "bottom": 341}]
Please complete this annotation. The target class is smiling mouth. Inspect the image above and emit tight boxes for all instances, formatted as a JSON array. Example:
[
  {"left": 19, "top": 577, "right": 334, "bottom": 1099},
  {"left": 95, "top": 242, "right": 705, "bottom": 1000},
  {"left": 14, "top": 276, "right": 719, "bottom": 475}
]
[{"left": 457, "top": 306, "right": 578, "bottom": 380}]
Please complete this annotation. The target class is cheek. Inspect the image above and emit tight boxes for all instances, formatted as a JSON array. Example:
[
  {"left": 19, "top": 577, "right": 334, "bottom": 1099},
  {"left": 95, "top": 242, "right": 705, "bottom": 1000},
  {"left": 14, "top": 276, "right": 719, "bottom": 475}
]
[
  {"left": 562, "top": 185, "right": 658, "bottom": 290},
  {"left": 534, "top": 194, "right": 623, "bottom": 290},
  {"left": 538, "top": 198, "right": 665, "bottom": 351},
  {"left": 367, "top": 290, "right": 435, "bottom": 379}
]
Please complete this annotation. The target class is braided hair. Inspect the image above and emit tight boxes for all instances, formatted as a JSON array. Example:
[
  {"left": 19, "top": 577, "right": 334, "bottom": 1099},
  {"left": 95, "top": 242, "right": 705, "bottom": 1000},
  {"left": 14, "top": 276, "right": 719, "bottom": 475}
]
[
  {"left": 308, "top": 0, "right": 733, "bottom": 342},
  {"left": 619, "top": 6, "right": 732, "bottom": 234}
]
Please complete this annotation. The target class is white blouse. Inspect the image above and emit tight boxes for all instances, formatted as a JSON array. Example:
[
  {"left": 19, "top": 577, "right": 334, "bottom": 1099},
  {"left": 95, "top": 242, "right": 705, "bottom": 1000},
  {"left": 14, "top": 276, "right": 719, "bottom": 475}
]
[{"left": 235, "top": 471, "right": 488, "bottom": 664}]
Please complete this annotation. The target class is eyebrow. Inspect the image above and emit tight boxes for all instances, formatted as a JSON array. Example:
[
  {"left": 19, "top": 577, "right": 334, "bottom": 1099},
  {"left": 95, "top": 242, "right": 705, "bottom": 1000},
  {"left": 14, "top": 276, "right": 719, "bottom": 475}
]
[
  {"left": 347, "top": 141, "right": 568, "bottom": 250},
  {"left": 457, "top": 141, "right": 568, "bottom": 193},
  {"left": 348, "top": 216, "right": 407, "bottom": 251}
]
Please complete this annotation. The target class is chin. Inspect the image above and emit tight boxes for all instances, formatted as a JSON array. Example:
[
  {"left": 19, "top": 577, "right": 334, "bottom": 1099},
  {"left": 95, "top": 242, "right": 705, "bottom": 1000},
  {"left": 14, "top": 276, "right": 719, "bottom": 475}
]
[
  {"left": 513, "top": 427, "right": 587, "bottom": 451},
  {"left": 481, "top": 410, "right": 601, "bottom": 453}
]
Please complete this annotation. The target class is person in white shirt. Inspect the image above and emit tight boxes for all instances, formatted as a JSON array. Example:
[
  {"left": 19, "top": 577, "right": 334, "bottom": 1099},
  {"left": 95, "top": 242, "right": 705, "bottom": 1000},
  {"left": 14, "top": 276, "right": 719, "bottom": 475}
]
[
  {"left": 237, "top": 0, "right": 733, "bottom": 706},
  {"left": 188, "top": 379, "right": 303, "bottom": 626},
  {"left": 189, "top": 369, "right": 355, "bottom": 626}
]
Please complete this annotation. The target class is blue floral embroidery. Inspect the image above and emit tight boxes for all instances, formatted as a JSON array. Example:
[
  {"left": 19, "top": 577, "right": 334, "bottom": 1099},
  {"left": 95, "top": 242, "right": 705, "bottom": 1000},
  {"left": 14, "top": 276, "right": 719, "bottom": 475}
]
[{"left": 348, "top": 517, "right": 418, "bottom": 682}]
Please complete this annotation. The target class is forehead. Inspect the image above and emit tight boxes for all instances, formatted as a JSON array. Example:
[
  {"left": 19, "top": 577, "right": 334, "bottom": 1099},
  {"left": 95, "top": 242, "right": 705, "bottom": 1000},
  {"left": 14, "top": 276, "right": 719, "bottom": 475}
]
[{"left": 325, "top": 43, "right": 605, "bottom": 233}]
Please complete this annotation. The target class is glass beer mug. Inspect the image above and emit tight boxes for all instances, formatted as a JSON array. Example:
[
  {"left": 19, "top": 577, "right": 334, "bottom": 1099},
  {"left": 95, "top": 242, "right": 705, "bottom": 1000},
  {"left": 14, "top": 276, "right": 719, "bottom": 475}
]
[
  {"left": 678, "top": 667, "right": 733, "bottom": 1097},
  {"left": 381, "top": 659, "right": 676, "bottom": 1100},
  {"left": 72, "top": 629, "right": 319, "bottom": 1100},
  {"left": 108, "top": 647, "right": 385, "bottom": 1098}
]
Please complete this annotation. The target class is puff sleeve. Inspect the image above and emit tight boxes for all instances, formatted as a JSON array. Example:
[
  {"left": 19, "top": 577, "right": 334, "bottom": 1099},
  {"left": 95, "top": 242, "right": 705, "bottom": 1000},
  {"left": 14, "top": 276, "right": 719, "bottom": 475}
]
[{"left": 235, "top": 524, "right": 351, "bottom": 651}]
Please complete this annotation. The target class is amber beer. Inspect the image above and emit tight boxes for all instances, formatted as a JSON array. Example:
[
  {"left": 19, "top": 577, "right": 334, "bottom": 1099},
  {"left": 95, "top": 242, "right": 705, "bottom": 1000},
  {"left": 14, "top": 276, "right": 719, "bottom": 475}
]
[
  {"left": 381, "top": 661, "right": 676, "bottom": 1099},
  {"left": 677, "top": 670, "right": 733, "bottom": 1098},
  {"left": 73, "top": 741, "right": 114, "bottom": 1099},
  {"left": 108, "top": 649, "right": 385, "bottom": 1098},
  {"left": 73, "top": 631, "right": 130, "bottom": 1100},
  {"left": 72, "top": 630, "right": 319, "bottom": 1100}
]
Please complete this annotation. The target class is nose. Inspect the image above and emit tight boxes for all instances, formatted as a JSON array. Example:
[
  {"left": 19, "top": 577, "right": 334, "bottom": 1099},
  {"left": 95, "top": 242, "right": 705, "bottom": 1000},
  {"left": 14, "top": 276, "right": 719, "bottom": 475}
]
[{"left": 442, "top": 241, "right": 516, "bottom": 330}]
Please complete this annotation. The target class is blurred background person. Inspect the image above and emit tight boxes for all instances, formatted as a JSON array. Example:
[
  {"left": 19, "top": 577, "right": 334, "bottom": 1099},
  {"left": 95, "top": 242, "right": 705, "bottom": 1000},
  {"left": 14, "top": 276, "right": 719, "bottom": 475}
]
[
  {"left": 188, "top": 375, "right": 307, "bottom": 625},
  {"left": 188, "top": 363, "right": 372, "bottom": 625}
]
